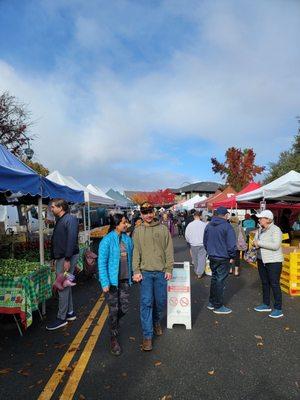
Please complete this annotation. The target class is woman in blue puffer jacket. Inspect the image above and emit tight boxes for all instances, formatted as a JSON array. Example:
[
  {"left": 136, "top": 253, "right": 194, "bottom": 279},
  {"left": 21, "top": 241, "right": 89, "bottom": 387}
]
[{"left": 98, "top": 213, "right": 133, "bottom": 356}]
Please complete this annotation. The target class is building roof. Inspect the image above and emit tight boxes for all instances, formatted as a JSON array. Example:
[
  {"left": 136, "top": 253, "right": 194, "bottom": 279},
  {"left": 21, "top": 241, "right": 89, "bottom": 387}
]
[{"left": 171, "top": 181, "right": 220, "bottom": 194}]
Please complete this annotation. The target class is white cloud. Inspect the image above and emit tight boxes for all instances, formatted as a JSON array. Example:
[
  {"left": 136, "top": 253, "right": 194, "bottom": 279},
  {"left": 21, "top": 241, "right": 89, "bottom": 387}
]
[{"left": 1, "top": 0, "right": 300, "bottom": 190}]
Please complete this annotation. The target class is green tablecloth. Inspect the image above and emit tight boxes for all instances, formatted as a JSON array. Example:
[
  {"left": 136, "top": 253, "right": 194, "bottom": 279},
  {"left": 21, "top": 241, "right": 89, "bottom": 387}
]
[{"left": 0, "top": 265, "right": 53, "bottom": 329}]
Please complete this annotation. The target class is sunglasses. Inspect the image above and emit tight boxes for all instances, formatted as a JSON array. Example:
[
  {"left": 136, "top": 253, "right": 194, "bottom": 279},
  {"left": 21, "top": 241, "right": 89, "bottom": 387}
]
[{"left": 141, "top": 208, "right": 154, "bottom": 215}]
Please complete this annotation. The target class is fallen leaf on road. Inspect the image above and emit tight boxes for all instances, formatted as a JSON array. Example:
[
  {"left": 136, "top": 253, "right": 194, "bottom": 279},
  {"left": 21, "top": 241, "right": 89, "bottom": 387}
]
[
  {"left": 208, "top": 369, "right": 215, "bottom": 375},
  {"left": 28, "top": 385, "right": 35, "bottom": 389},
  {"left": 257, "top": 342, "right": 264, "bottom": 348},
  {"left": 18, "top": 369, "right": 30, "bottom": 376},
  {"left": 36, "top": 352, "right": 45, "bottom": 356},
  {"left": 36, "top": 379, "right": 43, "bottom": 385},
  {"left": 121, "top": 372, "right": 127, "bottom": 377},
  {"left": 0, "top": 368, "right": 13, "bottom": 375},
  {"left": 254, "top": 335, "right": 263, "bottom": 340},
  {"left": 104, "top": 385, "right": 111, "bottom": 390},
  {"left": 129, "top": 336, "right": 136, "bottom": 341},
  {"left": 79, "top": 395, "right": 86, "bottom": 400},
  {"left": 54, "top": 343, "right": 66, "bottom": 349},
  {"left": 72, "top": 361, "right": 78, "bottom": 369},
  {"left": 295, "top": 381, "right": 299, "bottom": 389},
  {"left": 284, "top": 327, "right": 290, "bottom": 331},
  {"left": 154, "top": 361, "right": 162, "bottom": 367},
  {"left": 68, "top": 347, "right": 77, "bottom": 353},
  {"left": 161, "top": 395, "right": 172, "bottom": 400}
]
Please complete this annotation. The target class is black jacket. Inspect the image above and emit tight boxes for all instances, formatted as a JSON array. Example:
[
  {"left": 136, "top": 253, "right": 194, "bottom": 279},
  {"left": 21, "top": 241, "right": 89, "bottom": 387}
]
[{"left": 51, "top": 213, "right": 79, "bottom": 260}]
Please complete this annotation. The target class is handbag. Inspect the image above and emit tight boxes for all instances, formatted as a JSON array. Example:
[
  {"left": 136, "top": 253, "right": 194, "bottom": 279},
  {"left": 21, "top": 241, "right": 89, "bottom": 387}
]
[{"left": 244, "top": 247, "right": 257, "bottom": 263}]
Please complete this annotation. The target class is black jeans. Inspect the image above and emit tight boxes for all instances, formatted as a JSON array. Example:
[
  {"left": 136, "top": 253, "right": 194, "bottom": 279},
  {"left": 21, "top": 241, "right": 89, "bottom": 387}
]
[
  {"left": 104, "top": 281, "right": 130, "bottom": 336},
  {"left": 209, "top": 258, "right": 231, "bottom": 309},
  {"left": 257, "top": 259, "right": 282, "bottom": 310}
]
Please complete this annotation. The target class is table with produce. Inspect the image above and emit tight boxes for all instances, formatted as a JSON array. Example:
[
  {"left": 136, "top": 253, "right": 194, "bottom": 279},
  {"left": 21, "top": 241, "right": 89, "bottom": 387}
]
[{"left": 0, "top": 259, "right": 53, "bottom": 329}]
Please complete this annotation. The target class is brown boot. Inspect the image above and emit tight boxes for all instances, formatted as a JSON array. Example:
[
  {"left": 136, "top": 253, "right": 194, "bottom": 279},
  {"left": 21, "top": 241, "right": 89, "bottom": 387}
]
[
  {"left": 142, "top": 338, "right": 152, "bottom": 351},
  {"left": 153, "top": 323, "right": 163, "bottom": 336},
  {"left": 110, "top": 336, "right": 121, "bottom": 356}
]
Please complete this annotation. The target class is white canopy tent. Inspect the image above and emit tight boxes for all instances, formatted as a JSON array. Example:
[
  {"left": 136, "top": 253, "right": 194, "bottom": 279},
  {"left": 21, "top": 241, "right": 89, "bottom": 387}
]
[
  {"left": 87, "top": 184, "right": 115, "bottom": 204},
  {"left": 175, "top": 195, "right": 208, "bottom": 211},
  {"left": 47, "top": 171, "right": 114, "bottom": 240},
  {"left": 236, "top": 170, "right": 300, "bottom": 202}
]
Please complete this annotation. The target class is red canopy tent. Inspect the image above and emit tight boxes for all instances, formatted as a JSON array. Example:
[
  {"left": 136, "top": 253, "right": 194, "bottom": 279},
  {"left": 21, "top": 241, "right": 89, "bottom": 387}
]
[
  {"left": 213, "top": 182, "right": 261, "bottom": 209},
  {"left": 195, "top": 186, "right": 236, "bottom": 210}
]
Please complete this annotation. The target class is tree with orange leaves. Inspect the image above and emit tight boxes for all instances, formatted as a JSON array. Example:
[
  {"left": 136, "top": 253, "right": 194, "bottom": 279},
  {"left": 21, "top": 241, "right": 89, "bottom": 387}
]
[{"left": 211, "top": 147, "right": 265, "bottom": 192}]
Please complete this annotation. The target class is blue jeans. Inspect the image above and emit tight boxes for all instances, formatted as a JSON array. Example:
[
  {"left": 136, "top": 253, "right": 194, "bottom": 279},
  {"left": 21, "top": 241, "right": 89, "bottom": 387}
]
[
  {"left": 257, "top": 259, "right": 282, "bottom": 309},
  {"left": 140, "top": 271, "right": 167, "bottom": 339},
  {"left": 209, "top": 258, "right": 230, "bottom": 309}
]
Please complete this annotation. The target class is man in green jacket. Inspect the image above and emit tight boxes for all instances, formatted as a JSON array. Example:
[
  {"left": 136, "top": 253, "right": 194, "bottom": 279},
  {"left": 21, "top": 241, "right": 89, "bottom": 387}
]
[{"left": 133, "top": 202, "right": 174, "bottom": 351}]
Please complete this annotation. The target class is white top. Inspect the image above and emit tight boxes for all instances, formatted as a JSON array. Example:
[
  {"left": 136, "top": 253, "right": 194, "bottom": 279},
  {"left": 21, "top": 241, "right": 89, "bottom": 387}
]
[
  {"left": 185, "top": 219, "right": 207, "bottom": 246},
  {"left": 255, "top": 223, "right": 283, "bottom": 263}
]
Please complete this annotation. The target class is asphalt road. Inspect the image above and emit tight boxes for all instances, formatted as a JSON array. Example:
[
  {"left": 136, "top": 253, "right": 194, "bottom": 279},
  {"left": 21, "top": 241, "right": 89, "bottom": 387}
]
[{"left": 1, "top": 236, "right": 300, "bottom": 400}]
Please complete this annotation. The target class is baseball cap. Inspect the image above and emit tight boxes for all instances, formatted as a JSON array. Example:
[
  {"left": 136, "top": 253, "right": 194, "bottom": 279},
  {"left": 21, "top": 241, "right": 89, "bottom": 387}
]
[
  {"left": 256, "top": 210, "right": 274, "bottom": 220},
  {"left": 140, "top": 202, "right": 154, "bottom": 214},
  {"left": 215, "top": 206, "right": 229, "bottom": 216}
]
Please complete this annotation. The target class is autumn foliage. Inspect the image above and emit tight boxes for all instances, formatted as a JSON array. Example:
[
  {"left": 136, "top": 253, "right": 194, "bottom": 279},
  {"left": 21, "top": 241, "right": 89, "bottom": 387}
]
[
  {"left": 211, "top": 147, "right": 265, "bottom": 192},
  {"left": 131, "top": 189, "right": 175, "bottom": 206}
]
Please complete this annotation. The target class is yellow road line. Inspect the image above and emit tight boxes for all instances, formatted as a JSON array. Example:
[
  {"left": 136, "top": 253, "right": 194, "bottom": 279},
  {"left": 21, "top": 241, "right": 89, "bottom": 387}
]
[
  {"left": 38, "top": 295, "right": 105, "bottom": 400},
  {"left": 59, "top": 305, "right": 109, "bottom": 400}
]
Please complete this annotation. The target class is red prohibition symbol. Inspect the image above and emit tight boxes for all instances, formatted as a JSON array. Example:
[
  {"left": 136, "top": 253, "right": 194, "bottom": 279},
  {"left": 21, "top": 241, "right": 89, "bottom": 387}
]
[
  {"left": 180, "top": 297, "right": 189, "bottom": 307},
  {"left": 169, "top": 297, "right": 178, "bottom": 306}
]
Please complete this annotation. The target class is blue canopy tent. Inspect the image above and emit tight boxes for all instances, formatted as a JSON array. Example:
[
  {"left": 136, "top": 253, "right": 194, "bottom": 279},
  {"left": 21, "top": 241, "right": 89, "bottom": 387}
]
[
  {"left": 0, "top": 144, "right": 84, "bottom": 264},
  {"left": 0, "top": 144, "right": 84, "bottom": 203}
]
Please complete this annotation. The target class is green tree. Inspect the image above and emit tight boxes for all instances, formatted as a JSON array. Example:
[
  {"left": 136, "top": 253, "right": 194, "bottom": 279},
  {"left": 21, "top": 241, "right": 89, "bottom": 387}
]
[
  {"left": 24, "top": 160, "right": 49, "bottom": 177},
  {"left": 264, "top": 133, "right": 300, "bottom": 183}
]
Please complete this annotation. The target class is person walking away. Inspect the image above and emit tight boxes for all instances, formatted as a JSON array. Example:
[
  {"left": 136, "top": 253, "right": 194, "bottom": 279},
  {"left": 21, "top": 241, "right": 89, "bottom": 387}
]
[
  {"left": 253, "top": 210, "right": 284, "bottom": 318},
  {"left": 203, "top": 206, "right": 237, "bottom": 315},
  {"left": 47, "top": 199, "right": 79, "bottom": 330},
  {"left": 230, "top": 216, "right": 247, "bottom": 276},
  {"left": 98, "top": 214, "right": 133, "bottom": 355},
  {"left": 185, "top": 211, "right": 207, "bottom": 279},
  {"left": 133, "top": 202, "right": 174, "bottom": 351},
  {"left": 177, "top": 213, "right": 184, "bottom": 237}
]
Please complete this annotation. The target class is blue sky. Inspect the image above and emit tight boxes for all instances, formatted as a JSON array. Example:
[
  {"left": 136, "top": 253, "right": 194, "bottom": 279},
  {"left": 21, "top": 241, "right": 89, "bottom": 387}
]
[{"left": 0, "top": 0, "right": 299, "bottom": 191}]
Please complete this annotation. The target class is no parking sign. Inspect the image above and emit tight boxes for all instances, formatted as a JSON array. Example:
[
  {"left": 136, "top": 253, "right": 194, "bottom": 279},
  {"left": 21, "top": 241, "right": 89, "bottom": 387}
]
[{"left": 167, "top": 261, "right": 192, "bottom": 330}]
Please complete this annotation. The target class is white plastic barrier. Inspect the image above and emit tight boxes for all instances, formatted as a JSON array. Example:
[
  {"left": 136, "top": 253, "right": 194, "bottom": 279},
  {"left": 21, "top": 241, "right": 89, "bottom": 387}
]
[{"left": 167, "top": 261, "right": 192, "bottom": 330}]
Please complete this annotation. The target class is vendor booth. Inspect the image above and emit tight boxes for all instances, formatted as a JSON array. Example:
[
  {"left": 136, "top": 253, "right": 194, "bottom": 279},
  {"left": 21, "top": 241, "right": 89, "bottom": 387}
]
[{"left": 0, "top": 145, "right": 84, "bottom": 334}]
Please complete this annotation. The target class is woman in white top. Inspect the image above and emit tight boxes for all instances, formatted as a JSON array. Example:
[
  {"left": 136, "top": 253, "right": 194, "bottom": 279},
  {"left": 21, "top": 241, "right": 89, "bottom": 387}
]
[{"left": 253, "top": 210, "right": 284, "bottom": 319}]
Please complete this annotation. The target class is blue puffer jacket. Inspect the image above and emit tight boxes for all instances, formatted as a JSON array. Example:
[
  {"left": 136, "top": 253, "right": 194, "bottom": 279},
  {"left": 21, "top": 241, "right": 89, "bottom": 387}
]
[{"left": 98, "top": 231, "right": 133, "bottom": 289}]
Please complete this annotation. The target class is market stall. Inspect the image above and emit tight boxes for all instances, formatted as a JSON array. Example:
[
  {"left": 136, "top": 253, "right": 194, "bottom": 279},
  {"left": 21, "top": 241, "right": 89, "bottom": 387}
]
[
  {"left": 175, "top": 194, "right": 207, "bottom": 211},
  {"left": 0, "top": 145, "right": 84, "bottom": 333}
]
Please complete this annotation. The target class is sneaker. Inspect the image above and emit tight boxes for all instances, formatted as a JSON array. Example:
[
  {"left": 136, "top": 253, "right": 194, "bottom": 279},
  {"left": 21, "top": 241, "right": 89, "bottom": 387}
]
[
  {"left": 110, "top": 336, "right": 121, "bottom": 356},
  {"left": 66, "top": 312, "right": 76, "bottom": 321},
  {"left": 213, "top": 306, "right": 232, "bottom": 315},
  {"left": 254, "top": 304, "right": 272, "bottom": 312},
  {"left": 269, "top": 309, "right": 284, "bottom": 319},
  {"left": 46, "top": 318, "right": 68, "bottom": 330},
  {"left": 207, "top": 302, "right": 214, "bottom": 310}
]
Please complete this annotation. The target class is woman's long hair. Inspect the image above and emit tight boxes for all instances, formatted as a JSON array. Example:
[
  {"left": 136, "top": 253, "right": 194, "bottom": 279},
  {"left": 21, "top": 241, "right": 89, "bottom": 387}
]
[{"left": 108, "top": 213, "right": 125, "bottom": 233}]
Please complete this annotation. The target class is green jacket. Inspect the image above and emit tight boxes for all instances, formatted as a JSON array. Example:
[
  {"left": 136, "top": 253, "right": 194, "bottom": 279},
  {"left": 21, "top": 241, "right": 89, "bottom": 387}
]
[{"left": 133, "top": 221, "right": 174, "bottom": 274}]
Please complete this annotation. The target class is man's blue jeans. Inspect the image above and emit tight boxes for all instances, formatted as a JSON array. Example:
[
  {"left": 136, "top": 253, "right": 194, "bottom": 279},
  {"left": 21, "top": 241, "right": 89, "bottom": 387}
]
[
  {"left": 140, "top": 271, "right": 167, "bottom": 339},
  {"left": 209, "top": 258, "right": 230, "bottom": 309}
]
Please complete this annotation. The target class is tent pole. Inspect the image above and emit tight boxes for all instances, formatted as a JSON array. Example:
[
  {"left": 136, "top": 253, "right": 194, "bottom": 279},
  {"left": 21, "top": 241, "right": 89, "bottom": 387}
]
[
  {"left": 38, "top": 197, "right": 44, "bottom": 266},
  {"left": 88, "top": 200, "right": 91, "bottom": 246},
  {"left": 83, "top": 204, "right": 87, "bottom": 232}
]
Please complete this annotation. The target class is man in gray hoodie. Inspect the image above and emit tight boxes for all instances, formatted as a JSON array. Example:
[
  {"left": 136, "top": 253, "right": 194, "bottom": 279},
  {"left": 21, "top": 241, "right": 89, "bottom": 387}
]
[{"left": 133, "top": 202, "right": 174, "bottom": 351}]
